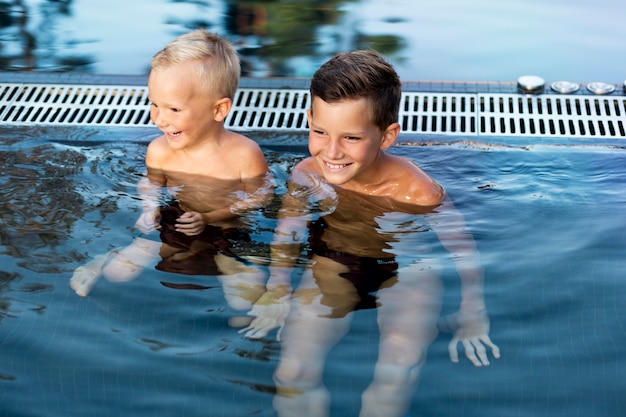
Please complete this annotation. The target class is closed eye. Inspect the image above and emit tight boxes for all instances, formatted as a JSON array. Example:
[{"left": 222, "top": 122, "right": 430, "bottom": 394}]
[{"left": 148, "top": 102, "right": 180, "bottom": 112}]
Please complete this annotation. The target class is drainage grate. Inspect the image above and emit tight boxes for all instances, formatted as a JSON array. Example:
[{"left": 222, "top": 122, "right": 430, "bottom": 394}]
[
  {"left": 1, "top": 82, "right": 625, "bottom": 139},
  {"left": 228, "top": 88, "right": 310, "bottom": 130},
  {"left": 476, "top": 93, "right": 626, "bottom": 138},
  {"left": 0, "top": 84, "right": 152, "bottom": 127}
]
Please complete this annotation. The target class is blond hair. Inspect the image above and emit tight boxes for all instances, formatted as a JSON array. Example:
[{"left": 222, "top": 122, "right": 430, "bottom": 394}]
[{"left": 151, "top": 29, "right": 240, "bottom": 100}]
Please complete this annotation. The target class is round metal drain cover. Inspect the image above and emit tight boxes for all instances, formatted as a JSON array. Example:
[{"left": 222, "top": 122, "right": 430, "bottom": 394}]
[
  {"left": 517, "top": 75, "right": 545, "bottom": 93},
  {"left": 550, "top": 81, "right": 580, "bottom": 94},
  {"left": 586, "top": 82, "right": 615, "bottom": 95}
]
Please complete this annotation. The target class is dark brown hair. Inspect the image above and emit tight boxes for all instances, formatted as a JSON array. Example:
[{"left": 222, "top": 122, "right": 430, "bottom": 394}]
[{"left": 309, "top": 50, "right": 401, "bottom": 131}]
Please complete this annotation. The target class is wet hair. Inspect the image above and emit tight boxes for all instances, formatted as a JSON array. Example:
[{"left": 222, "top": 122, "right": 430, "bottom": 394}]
[
  {"left": 309, "top": 50, "right": 401, "bottom": 131},
  {"left": 151, "top": 29, "right": 240, "bottom": 100}
]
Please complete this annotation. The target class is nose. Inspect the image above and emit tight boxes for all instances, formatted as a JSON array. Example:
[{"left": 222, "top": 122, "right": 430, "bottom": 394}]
[
  {"left": 150, "top": 106, "right": 166, "bottom": 128},
  {"left": 325, "top": 137, "right": 343, "bottom": 159}
]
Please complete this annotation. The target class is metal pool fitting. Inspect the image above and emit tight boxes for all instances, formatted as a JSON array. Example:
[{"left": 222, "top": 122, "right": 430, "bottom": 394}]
[
  {"left": 587, "top": 82, "right": 615, "bottom": 95},
  {"left": 551, "top": 81, "right": 580, "bottom": 94},
  {"left": 517, "top": 75, "right": 545, "bottom": 93}
]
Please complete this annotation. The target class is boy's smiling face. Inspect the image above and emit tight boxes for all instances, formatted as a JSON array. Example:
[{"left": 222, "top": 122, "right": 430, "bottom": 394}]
[
  {"left": 148, "top": 62, "right": 222, "bottom": 150},
  {"left": 307, "top": 96, "right": 397, "bottom": 189}
]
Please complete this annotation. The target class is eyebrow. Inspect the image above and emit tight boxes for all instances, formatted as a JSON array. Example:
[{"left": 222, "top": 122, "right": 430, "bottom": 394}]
[
  {"left": 309, "top": 121, "right": 323, "bottom": 130},
  {"left": 312, "top": 121, "right": 365, "bottom": 134},
  {"left": 148, "top": 97, "right": 181, "bottom": 108}
]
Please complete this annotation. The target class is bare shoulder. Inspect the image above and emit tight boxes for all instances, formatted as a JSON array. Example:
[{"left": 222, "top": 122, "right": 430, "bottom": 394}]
[
  {"left": 291, "top": 157, "right": 320, "bottom": 180},
  {"left": 284, "top": 157, "right": 323, "bottom": 188},
  {"left": 293, "top": 157, "right": 317, "bottom": 173},
  {"left": 145, "top": 135, "right": 171, "bottom": 169},
  {"left": 227, "top": 130, "right": 264, "bottom": 153},
  {"left": 224, "top": 131, "right": 268, "bottom": 177},
  {"left": 388, "top": 154, "right": 445, "bottom": 207}
]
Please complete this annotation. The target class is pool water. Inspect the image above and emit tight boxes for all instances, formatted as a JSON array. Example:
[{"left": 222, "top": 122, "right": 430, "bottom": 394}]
[
  {"left": 3, "top": 0, "right": 626, "bottom": 83},
  {"left": 0, "top": 125, "right": 624, "bottom": 417}
]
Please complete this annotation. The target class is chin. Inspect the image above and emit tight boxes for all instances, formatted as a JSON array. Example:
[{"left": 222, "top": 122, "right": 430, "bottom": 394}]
[
  {"left": 166, "top": 136, "right": 187, "bottom": 148},
  {"left": 321, "top": 174, "right": 351, "bottom": 186}
]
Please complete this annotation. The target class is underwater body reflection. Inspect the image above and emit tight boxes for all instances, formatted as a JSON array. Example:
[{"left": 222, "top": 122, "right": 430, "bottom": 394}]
[
  {"left": 0, "top": 127, "right": 625, "bottom": 417},
  {"left": 61, "top": 116, "right": 499, "bottom": 417},
  {"left": 70, "top": 167, "right": 275, "bottom": 317},
  {"left": 239, "top": 164, "right": 500, "bottom": 417}
]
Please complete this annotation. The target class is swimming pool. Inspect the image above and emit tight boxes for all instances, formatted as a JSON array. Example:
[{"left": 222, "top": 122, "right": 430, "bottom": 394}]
[
  {"left": 0, "top": 119, "right": 624, "bottom": 416},
  {"left": 1, "top": 1, "right": 626, "bottom": 415}
]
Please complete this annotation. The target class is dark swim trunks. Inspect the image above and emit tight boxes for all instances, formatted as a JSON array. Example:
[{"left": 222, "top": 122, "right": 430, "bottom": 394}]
[
  {"left": 308, "top": 218, "right": 398, "bottom": 311},
  {"left": 155, "top": 202, "right": 250, "bottom": 276}
]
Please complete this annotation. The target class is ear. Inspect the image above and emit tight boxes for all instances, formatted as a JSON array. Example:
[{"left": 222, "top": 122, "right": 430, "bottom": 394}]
[
  {"left": 380, "top": 122, "right": 400, "bottom": 150},
  {"left": 306, "top": 108, "right": 312, "bottom": 127},
  {"left": 213, "top": 98, "right": 233, "bottom": 122}
]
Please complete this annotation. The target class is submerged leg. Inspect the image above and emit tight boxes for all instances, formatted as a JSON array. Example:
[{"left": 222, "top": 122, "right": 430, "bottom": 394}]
[
  {"left": 273, "top": 258, "right": 358, "bottom": 417},
  {"left": 360, "top": 260, "right": 443, "bottom": 417},
  {"left": 101, "top": 237, "right": 162, "bottom": 283},
  {"left": 214, "top": 253, "right": 267, "bottom": 321},
  {"left": 70, "top": 253, "right": 109, "bottom": 297}
]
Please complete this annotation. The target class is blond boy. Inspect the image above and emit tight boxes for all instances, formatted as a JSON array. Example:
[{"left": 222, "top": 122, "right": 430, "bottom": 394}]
[{"left": 71, "top": 30, "right": 270, "bottom": 308}]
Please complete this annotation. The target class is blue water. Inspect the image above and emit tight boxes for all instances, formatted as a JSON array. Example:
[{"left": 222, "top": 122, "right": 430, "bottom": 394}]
[
  {"left": 0, "top": 126, "right": 624, "bottom": 416},
  {"left": 4, "top": 0, "right": 626, "bottom": 83}
]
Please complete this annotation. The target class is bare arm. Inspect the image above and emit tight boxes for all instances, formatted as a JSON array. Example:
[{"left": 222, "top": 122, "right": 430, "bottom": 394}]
[
  {"left": 241, "top": 164, "right": 325, "bottom": 340},
  {"left": 174, "top": 141, "right": 272, "bottom": 235},
  {"left": 429, "top": 196, "right": 500, "bottom": 366},
  {"left": 176, "top": 170, "right": 275, "bottom": 235},
  {"left": 134, "top": 143, "right": 167, "bottom": 233}
]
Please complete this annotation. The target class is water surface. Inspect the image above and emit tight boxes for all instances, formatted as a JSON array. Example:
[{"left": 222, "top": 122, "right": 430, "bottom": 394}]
[
  {"left": 0, "top": 126, "right": 624, "bottom": 416},
  {"left": 2, "top": 0, "right": 626, "bottom": 83}
]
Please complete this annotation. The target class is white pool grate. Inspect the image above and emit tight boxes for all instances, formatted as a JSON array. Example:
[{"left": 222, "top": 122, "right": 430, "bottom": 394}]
[
  {"left": 0, "top": 84, "right": 152, "bottom": 127},
  {"left": 399, "top": 92, "right": 626, "bottom": 138},
  {"left": 1, "top": 82, "right": 625, "bottom": 139}
]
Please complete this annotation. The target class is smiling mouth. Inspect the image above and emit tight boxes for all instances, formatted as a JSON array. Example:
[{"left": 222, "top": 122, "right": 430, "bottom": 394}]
[
  {"left": 324, "top": 161, "right": 351, "bottom": 170},
  {"left": 167, "top": 131, "right": 181, "bottom": 137}
]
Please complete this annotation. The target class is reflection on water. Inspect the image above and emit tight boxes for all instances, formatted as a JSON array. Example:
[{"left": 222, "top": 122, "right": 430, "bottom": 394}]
[
  {"left": 0, "top": 0, "right": 93, "bottom": 72},
  {"left": 0, "top": 0, "right": 402, "bottom": 76},
  {"left": 226, "top": 0, "right": 403, "bottom": 77},
  {"left": 0, "top": 130, "right": 88, "bottom": 272},
  {"left": 2, "top": 0, "right": 626, "bottom": 80}
]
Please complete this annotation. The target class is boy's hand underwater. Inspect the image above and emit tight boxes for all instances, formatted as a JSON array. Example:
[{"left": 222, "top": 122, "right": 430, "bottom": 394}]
[
  {"left": 134, "top": 210, "right": 161, "bottom": 234},
  {"left": 444, "top": 309, "right": 501, "bottom": 367},
  {"left": 240, "top": 288, "right": 291, "bottom": 341}
]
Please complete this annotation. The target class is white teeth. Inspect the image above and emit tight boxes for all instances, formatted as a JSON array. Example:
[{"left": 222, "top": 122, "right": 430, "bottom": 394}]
[{"left": 326, "top": 162, "right": 347, "bottom": 169}]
